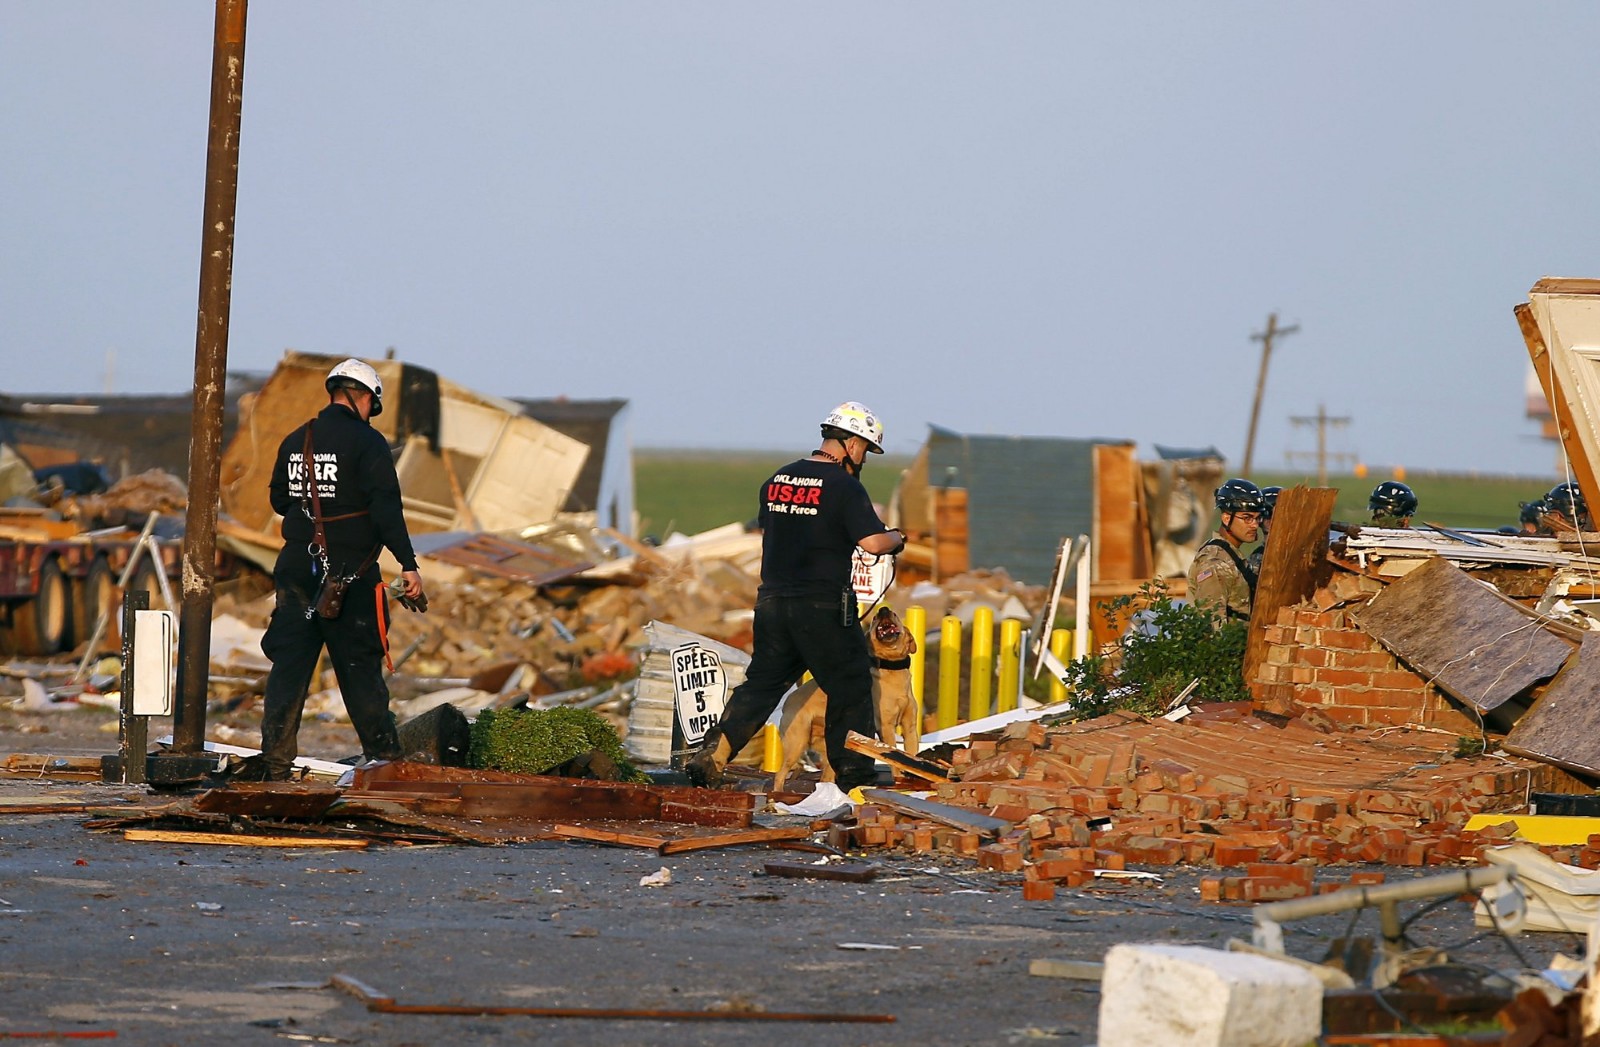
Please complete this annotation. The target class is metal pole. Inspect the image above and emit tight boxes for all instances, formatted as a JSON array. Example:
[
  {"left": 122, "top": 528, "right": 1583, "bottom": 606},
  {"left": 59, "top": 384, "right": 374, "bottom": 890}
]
[{"left": 174, "top": 0, "right": 248, "bottom": 755}]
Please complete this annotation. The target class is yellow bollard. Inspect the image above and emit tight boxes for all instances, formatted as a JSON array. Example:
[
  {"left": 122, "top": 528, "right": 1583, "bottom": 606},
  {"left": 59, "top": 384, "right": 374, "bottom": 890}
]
[
  {"left": 760, "top": 723, "right": 783, "bottom": 773},
  {"left": 969, "top": 606, "right": 993, "bottom": 722},
  {"left": 906, "top": 605, "right": 926, "bottom": 718},
  {"left": 997, "top": 618, "right": 1021, "bottom": 714},
  {"left": 1049, "top": 628, "right": 1071, "bottom": 705},
  {"left": 938, "top": 616, "right": 963, "bottom": 729}
]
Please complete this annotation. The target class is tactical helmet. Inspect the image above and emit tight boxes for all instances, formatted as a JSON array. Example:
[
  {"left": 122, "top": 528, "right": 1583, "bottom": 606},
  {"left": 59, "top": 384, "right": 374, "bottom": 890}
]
[
  {"left": 820, "top": 401, "right": 884, "bottom": 453},
  {"left": 326, "top": 358, "right": 384, "bottom": 417},
  {"left": 1214, "top": 478, "right": 1266, "bottom": 514},
  {"left": 1546, "top": 482, "right": 1587, "bottom": 520},
  {"left": 1519, "top": 499, "right": 1546, "bottom": 527},
  {"left": 1368, "top": 481, "right": 1417, "bottom": 519},
  {"left": 1260, "top": 486, "right": 1284, "bottom": 520}
]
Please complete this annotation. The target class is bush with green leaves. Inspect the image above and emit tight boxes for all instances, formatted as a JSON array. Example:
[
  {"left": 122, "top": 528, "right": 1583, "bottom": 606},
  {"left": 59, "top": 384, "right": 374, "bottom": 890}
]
[
  {"left": 1054, "top": 581, "right": 1249, "bottom": 720},
  {"left": 469, "top": 707, "right": 647, "bottom": 782}
]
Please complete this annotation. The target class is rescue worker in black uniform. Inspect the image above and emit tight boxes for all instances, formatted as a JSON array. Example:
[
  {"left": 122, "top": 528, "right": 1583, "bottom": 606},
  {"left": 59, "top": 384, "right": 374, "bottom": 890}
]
[
  {"left": 685, "top": 402, "right": 905, "bottom": 790},
  {"left": 257, "top": 359, "right": 427, "bottom": 781},
  {"left": 1368, "top": 481, "right": 1417, "bottom": 528},
  {"left": 1545, "top": 481, "right": 1593, "bottom": 533}
]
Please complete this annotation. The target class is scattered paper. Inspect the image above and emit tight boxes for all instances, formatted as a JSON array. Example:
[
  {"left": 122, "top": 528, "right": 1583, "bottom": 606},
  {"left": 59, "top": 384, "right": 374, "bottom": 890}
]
[{"left": 639, "top": 867, "right": 672, "bottom": 888}]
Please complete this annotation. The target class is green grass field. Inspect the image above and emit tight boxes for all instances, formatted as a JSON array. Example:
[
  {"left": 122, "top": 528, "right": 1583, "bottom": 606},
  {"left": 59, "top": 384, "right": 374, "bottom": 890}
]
[
  {"left": 634, "top": 449, "right": 912, "bottom": 538},
  {"left": 635, "top": 451, "right": 1562, "bottom": 539}
]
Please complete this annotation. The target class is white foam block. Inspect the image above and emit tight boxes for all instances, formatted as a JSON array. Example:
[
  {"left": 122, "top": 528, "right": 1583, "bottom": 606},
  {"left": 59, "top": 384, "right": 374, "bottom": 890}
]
[{"left": 1098, "top": 943, "right": 1322, "bottom": 1047}]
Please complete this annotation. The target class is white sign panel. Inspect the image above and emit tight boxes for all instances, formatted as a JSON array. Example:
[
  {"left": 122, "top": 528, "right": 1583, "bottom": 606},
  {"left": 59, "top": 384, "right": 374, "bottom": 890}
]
[
  {"left": 672, "top": 641, "right": 728, "bottom": 746},
  {"left": 851, "top": 548, "right": 894, "bottom": 609}
]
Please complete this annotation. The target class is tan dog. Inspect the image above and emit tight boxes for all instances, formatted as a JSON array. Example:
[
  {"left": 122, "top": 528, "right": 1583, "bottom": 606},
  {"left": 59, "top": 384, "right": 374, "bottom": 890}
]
[{"left": 770, "top": 605, "right": 922, "bottom": 791}]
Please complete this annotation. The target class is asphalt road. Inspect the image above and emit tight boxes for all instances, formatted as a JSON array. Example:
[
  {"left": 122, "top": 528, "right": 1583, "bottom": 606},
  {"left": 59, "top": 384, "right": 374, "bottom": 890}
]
[{"left": 0, "top": 768, "right": 1571, "bottom": 1047}]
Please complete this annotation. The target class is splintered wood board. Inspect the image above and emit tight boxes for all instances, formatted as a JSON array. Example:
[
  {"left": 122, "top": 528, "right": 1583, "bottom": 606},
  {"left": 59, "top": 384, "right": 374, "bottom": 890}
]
[
  {"left": 123, "top": 829, "right": 369, "bottom": 849},
  {"left": 1505, "top": 632, "right": 1600, "bottom": 776}
]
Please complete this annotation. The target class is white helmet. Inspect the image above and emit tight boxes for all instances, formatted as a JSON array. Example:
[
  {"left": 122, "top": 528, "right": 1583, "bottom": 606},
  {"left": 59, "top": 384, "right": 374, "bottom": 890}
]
[
  {"left": 821, "top": 401, "right": 884, "bottom": 453},
  {"left": 325, "top": 358, "right": 383, "bottom": 416}
]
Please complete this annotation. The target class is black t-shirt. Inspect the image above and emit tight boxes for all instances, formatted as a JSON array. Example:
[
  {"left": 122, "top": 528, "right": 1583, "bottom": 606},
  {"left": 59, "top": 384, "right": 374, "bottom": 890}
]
[
  {"left": 756, "top": 458, "right": 888, "bottom": 599},
  {"left": 270, "top": 403, "right": 419, "bottom": 574}
]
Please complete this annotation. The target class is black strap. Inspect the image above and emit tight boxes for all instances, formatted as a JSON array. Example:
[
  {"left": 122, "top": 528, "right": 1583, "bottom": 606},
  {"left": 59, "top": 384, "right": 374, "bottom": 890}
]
[
  {"left": 1201, "top": 537, "right": 1258, "bottom": 595},
  {"left": 873, "top": 656, "right": 912, "bottom": 671}
]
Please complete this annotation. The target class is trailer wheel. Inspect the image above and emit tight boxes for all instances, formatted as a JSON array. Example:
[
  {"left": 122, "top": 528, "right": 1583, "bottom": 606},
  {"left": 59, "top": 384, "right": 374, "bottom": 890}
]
[
  {"left": 125, "top": 556, "right": 165, "bottom": 610},
  {"left": 71, "top": 556, "right": 115, "bottom": 653},
  {"left": 13, "top": 557, "right": 69, "bottom": 656}
]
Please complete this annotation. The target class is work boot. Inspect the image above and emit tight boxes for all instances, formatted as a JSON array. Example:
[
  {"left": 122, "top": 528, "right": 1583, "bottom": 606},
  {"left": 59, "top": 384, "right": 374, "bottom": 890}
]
[{"left": 684, "top": 734, "right": 733, "bottom": 789}]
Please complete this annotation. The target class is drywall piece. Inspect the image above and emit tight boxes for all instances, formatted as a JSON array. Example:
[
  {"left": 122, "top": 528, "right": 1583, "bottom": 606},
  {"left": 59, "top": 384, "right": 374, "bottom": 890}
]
[{"left": 1098, "top": 943, "right": 1322, "bottom": 1047}]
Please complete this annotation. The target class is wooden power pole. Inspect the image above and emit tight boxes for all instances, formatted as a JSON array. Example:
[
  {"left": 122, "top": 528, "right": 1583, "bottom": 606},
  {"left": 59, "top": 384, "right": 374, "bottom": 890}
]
[
  {"left": 1242, "top": 313, "right": 1299, "bottom": 477},
  {"left": 1286, "top": 404, "right": 1355, "bottom": 486}
]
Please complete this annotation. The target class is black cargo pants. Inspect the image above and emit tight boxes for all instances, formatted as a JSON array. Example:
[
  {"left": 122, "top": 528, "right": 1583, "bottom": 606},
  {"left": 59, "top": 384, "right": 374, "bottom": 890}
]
[
  {"left": 259, "top": 548, "right": 401, "bottom": 779},
  {"left": 707, "top": 595, "right": 877, "bottom": 788}
]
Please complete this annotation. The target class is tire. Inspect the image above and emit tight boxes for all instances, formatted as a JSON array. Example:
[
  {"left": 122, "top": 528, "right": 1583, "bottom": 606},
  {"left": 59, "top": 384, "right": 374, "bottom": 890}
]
[
  {"left": 13, "top": 557, "right": 70, "bottom": 657},
  {"left": 71, "top": 556, "right": 116, "bottom": 654},
  {"left": 125, "top": 555, "right": 166, "bottom": 610}
]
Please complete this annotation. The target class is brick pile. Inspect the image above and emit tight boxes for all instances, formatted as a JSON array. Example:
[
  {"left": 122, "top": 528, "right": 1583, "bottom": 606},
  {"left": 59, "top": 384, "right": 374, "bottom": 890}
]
[
  {"left": 1252, "top": 601, "right": 1479, "bottom": 733},
  {"left": 837, "top": 705, "right": 1582, "bottom": 903}
]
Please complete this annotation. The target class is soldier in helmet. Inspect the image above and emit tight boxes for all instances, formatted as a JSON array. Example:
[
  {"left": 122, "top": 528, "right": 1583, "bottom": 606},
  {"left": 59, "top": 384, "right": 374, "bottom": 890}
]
[
  {"left": 1518, "top": 499, "right": 1546, "bottom": 536},
  {"left": 1369, "top": 481, "right": 1417, "bottom": 529},
  {"left": 684, "top": 401, "right": 905, "bottom": 790},
  {"left": 1545, "top": 482, "right": 1593, "bottom": 533},
  {"left": 1188, "top": 478, "right": 1264, "bottom": 623},
  {"left": 1246, "top": 485, "right": 1283, "bottom": 576}
]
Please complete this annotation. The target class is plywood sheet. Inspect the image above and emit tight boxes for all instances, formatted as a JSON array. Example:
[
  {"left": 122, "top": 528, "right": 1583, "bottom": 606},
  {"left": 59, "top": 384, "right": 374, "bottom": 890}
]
[
  {"left": 1505, "top": 633, "right": 1600, "bottom": 777},
  {"left": 1352, "top": 557, "right": 1573, "bottom": 713}
]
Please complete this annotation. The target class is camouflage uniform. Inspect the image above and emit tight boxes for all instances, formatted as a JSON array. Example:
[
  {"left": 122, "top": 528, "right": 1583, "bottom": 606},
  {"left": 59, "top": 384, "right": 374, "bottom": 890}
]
[
  {"left": 1369, "top": 512, "right": 1410, "bottom": 529},
  {"left": 1187, "top": 532, "right": 1256, "bottom": 622}
]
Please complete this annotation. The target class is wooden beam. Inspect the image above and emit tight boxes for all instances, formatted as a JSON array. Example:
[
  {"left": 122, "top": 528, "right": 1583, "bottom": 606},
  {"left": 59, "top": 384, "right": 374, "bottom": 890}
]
[
  {"left": 763, "top": 860, "right": 878, "bottom": 883},
  {"left": 549, "top": 824, "right": 669, "bottom": 850},
  {"left": 658, "top": 826, "right": 813, "bottom": 855},
  {"left": 123, "top": 829, "right": 368, "bottom": 849},
  {"left": 1245, "top": 485, "right": 1338, "bottom": 712},
  {"left": 1518, "top": 299, "right": 1600, "bottom": 522},
  {"left": 844, "top": 732, "right": 950, "bottom": 782}
]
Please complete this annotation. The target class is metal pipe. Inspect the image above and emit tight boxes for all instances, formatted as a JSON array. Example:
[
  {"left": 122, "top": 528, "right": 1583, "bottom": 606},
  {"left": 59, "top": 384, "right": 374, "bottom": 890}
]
[
  {"left": 1252, "top": 865, "right": 1512, "bottom": 954},
  {"left": 174, "top": 0, "right": 248, "bottom": 755}
]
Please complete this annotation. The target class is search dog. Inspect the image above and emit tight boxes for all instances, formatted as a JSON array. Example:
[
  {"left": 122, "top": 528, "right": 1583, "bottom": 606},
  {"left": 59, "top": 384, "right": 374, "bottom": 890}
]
[{"left": 770, "top": 605, "right": 922, "bottom": 791}]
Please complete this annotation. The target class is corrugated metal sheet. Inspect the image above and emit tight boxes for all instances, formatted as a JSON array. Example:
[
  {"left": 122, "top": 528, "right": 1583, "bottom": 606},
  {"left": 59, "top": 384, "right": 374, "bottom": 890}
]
[{"left": 927, "top": 425, "right": 1129, "bottom": 585}]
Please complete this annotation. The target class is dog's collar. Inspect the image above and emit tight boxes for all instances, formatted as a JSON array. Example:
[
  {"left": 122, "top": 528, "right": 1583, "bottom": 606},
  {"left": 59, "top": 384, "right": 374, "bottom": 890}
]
[{"left": 873, "top": 655, "right": 912, "bottom": 670}]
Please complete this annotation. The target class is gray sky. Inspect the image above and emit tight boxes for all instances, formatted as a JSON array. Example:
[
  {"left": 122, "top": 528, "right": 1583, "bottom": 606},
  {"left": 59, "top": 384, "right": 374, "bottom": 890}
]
[{"left": 3, "top": 3, "right": 1594, "bottom": 475}]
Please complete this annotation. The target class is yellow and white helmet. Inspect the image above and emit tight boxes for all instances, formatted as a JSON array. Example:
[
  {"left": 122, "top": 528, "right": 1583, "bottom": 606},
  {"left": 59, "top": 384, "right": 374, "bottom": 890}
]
[{"left": 821, "top": 401, "right": 884, "bottom": 453}]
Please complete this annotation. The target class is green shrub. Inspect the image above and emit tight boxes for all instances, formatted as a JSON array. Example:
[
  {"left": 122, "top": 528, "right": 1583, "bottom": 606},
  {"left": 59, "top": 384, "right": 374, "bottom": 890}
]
[
  {"left": 469, "top": 707, "right": 647, "bottom": 782},
  {"left": 1054, "top": 581, "right": 1249, "bottom": 720}
]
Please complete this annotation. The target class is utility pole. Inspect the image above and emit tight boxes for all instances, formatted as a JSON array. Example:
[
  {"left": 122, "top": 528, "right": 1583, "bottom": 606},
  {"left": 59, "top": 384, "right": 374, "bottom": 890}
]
[
  {"left": 1286, "top": 403, "right": 1354, "bottom": 486},
  {"left": 171, "top": 0, "right": 248, "bottom": 765},
  {"left": 1242, "top": 313, "right": 1299, "bottom": 477}
]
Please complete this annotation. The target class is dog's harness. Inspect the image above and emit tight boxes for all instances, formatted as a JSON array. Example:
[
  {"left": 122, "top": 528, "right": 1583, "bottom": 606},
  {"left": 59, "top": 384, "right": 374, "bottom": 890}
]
[{"left": 873, "top": 655, "right": 912, "bottom": 670}]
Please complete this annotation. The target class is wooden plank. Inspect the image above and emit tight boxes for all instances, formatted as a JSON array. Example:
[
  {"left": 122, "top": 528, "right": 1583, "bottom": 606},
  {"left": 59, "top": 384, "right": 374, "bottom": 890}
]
[
  {"left": 1245, "top": 486, "right": 1337, "bottom": 711},
  {"left": 658, "top": 826, "right": 813, "bottom": 855},
  {"left": 1521, "top": 294, "right": 1600, "bottom": 524},
  {"left": 550, "top": 823, "right": 669, "bottom": 850},
  {"left": 420, "top": 533, "right": 592, "bottom": 586},
  {"left": 1092, "top": 443, "right": 1150, "bottom": 582},
  {"left": 858, "top": 788, "right": 1010, "bottom": 837},
  {"left": 1028, "top": 959, "right": 1104, "bottom": 981},
  {"left": 191, "top": 782, "right": 342, "bottom": 820},
  {"left": 844, "top": 731, "right": 950, "bottom": 782},
  {"left": 123, "top": 829, "right": 369, "bottom": 849},
  {"left": 763, "top": 860, "right": 878, "bottom": 883},
  {"left": 1353, "top": 557, "right": 1574, "bottom": 714},
  {"left": 1505, "top": 633, "right": 1600, "bottom": 776}
]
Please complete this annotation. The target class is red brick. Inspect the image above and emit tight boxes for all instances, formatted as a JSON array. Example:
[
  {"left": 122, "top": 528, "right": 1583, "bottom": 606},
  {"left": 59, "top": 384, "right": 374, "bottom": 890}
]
[
  {"left": 1332, "top": 649, "right": 1393, "bottom": 670},
  {"left": 1295, "top": 609, "right": 1338, "bottom": 628},
  {"left": 1214, "top": 841, "right": 1260, "bottom": 867},
  {"left": 1021, "top": 880, "right": 1056, "bottom": 901},
  {"left": 1316, "top": 667, "right": 1373, "bottom": 687},
  {"left": 978, "top": 844, "right": 1023, "bottom": 872},
  {"left": 1247, "top": 862, "right": 1314, "bottom": 888},
  {"left": 1370, "top": 670, "right": 1427, "bottom": 691},
  {"left": 1199, "top": 878, "right": 1224, "bottom": 902},
  {"left": 1291, "top": 798, "right": 1339, "bottom": 822},
  {"left": 1322, "top": 630, "right": 1376, "bottom": 651},
  {"left": 1242, "top": 876, "right": 1311, "bottom": 901}
]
